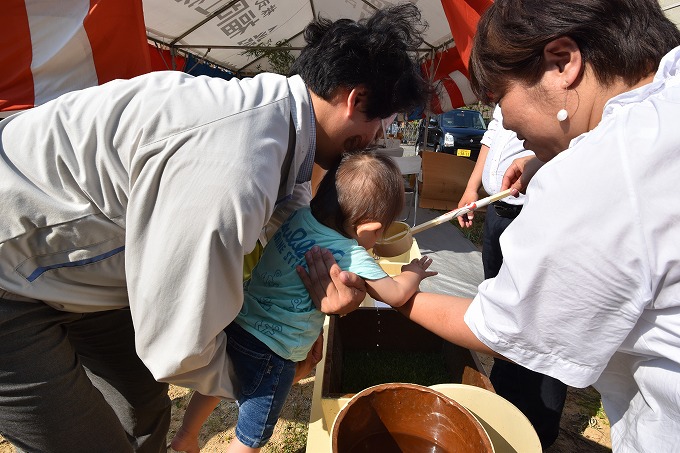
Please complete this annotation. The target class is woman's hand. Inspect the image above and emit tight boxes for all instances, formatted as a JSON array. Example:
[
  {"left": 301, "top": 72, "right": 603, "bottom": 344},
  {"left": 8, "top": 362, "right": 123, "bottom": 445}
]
[
  {"left": 457, "top": 188, "right": 480, "bottom": 228},
  {"left": 296, "top": 246, "right": 366, "bottom": 315},
  {"left": 501, "top": 155, "right": 545, "bottom": 194}
]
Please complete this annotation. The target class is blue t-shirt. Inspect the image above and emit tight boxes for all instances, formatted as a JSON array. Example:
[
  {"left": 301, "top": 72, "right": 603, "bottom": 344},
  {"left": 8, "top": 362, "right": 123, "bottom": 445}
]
[{"left": 235, "top": 207, "right": 387, "bottom": 361}]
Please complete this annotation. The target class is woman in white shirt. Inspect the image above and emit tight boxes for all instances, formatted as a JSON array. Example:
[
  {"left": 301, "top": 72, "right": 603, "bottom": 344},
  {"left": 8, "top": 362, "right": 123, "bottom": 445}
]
[{"left": 458, "top": 105, "right": 567, "bottom": 449}]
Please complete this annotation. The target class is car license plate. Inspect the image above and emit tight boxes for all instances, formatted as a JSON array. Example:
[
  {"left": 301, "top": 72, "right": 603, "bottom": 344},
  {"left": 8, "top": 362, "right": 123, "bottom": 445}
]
[{"left": 457, "top": 149, "right": 471, "bottom": 157}]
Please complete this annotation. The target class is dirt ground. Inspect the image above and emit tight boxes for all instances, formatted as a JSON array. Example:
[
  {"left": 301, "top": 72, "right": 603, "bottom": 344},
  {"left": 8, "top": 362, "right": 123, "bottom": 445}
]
[
  {"left": 0, "top": 362, "right": 611, "bottom": 453},
  {"left": 546, "top": 385, "right": 612, "bottom": 453},
  {"left": 164, "top": 376, "right": 315, "bottom": 453}
]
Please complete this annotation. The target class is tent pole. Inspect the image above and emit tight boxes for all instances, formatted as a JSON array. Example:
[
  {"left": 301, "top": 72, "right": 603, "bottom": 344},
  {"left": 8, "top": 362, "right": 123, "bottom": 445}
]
[
  {"left": 170, "top": 47, "right": 177, "bottom": 71},
  {"left": 422, "top": 48, "right": 438, "bottom": 151}
]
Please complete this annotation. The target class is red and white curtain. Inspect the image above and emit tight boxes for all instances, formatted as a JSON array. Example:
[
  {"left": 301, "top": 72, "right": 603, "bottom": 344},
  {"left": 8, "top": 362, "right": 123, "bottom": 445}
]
[
  {"left": 1, "top": 0, "right": 150, "bottom": 113},
  {"left": 423, "top": 0, "right": 494, "bottom": 114},
  {"left": 1, "top": 0, "right": 492, "bottom": 116}
]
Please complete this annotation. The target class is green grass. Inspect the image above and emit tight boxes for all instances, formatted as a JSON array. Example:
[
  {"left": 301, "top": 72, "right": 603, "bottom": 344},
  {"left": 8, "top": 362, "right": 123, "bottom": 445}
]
[
  {"left": 451, "top": 211, "right": 485, "bottom": 249},
  {"left": 264, "top": 420, "right": 308, "bottom": 453},
  {"left": 573, "top": 386, "right": 610, "bottom": 431}
]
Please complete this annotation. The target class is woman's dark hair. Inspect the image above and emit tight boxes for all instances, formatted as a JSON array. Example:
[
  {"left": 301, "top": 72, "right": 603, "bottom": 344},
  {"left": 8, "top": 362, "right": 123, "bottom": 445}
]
[
  {"left": 290, "top": 3, "right": 433, "bottom": 119},
  {"left": 470, "top": 0, "right": 680, "bottom": 103},
  {"left": 310, "top": 151, "right": 405, "bottom": 238}
]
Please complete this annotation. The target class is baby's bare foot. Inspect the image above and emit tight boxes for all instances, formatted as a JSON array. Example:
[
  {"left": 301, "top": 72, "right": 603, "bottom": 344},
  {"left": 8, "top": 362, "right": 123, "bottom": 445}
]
[{"left": 170, "top": 426, "right": 200, "bottom": 453}]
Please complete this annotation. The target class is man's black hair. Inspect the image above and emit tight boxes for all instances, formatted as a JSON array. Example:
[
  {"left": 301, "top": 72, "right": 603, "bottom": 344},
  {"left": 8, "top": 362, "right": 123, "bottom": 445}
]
[{"left": 290, "top": 3, "right": 433, "bottom": 119}]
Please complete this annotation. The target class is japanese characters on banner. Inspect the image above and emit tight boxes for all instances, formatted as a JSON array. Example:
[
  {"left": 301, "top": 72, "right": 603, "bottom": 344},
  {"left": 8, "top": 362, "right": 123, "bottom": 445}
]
[
  {"left": 143, "top": 0, "right": 305, "bottom": 74},
  {"left": 142, "top": 0, "right": 457, "bottom": 75}
]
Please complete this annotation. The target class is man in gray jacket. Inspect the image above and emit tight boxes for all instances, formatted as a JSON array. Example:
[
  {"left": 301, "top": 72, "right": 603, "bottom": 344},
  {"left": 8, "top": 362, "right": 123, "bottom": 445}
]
[{"left": 0, "top": 4, "right": 431, "bottom": 452}]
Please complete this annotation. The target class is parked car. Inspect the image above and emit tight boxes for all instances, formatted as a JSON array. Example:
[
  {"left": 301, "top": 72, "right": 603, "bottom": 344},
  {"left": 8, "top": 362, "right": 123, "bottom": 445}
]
[{"left": 415, "top": 109, "right": 487, "bottom": 161}]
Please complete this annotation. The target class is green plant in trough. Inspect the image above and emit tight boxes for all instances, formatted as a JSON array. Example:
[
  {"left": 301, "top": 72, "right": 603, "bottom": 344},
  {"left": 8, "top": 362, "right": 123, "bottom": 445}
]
[{"left": 341, "top": 350, "right": 451, "bottom": 393}]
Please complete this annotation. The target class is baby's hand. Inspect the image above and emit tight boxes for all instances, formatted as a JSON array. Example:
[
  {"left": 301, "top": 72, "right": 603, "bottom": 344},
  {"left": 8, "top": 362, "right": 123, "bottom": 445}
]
[{"left": 401, "top": 256, "right": 437, "bottom": 280}]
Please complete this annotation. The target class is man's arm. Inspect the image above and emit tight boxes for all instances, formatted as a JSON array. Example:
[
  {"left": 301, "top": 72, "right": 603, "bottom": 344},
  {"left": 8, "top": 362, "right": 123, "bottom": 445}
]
[{"left": 260, "top": 182, "right": 312, "bottom": 246}]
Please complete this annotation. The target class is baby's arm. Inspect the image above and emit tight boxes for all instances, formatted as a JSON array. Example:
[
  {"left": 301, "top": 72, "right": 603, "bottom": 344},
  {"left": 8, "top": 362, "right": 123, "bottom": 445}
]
[{"left": 365, "top": 256, "right": 437, "bottom": 308}]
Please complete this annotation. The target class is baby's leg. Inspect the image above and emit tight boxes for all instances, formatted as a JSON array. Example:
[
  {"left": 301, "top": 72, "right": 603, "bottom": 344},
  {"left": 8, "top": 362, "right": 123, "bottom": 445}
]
[
  {"left": 226, "top": 436, "right": 261, "bottom": 452},
  {"left": 226, "top": 323, "right": 296, "bottom": 450},
  {"left": 171, "top": 392, "right": 221, "bottom": 453}
]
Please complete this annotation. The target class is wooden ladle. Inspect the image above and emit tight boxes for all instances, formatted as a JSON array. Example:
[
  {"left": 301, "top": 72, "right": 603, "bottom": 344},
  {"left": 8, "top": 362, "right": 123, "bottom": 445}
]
[{"left": 385, "top": 189, "right": 514, "bottom": 242}]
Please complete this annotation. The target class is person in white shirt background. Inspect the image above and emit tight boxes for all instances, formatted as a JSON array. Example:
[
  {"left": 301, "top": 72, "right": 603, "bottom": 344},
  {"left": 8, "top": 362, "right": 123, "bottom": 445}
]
[
  {"left": 458, "top": 104, "right": 567, "bottom": 449},
  {"left": 302, "top": 0, "right": 680, "bottom": 451}
]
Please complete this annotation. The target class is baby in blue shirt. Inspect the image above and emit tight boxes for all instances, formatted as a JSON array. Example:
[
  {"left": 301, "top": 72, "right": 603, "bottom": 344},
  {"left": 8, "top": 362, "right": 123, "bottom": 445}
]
[{"left": 172, "top": 151, "right": 435, "bottom": 452}]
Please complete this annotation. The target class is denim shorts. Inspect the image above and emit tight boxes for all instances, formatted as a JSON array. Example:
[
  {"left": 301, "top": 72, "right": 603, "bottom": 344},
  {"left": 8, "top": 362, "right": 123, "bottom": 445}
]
[{"left": 225, "top": 322, "right": 296, "bottom": 448}]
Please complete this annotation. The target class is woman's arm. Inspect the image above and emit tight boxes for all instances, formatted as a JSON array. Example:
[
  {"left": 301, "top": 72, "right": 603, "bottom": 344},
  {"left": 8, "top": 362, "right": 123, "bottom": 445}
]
[
  {"left": 396, "top": 291, "right": 500, "bottom": 358},
  {"left": 458, "top": 144, "right": 489, "bottom": 228}
]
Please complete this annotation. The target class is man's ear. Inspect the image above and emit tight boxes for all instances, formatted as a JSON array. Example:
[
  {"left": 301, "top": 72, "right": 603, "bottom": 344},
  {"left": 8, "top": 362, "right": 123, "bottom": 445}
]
[
  {"left": 346, "top": 85, "right": 370, "bottom": 118},
  {"left": 356, "top": 221, "right": 382, "bottom": 239},
  {"left": 543, "top": 36, "right": 582, "bottom": 88}
]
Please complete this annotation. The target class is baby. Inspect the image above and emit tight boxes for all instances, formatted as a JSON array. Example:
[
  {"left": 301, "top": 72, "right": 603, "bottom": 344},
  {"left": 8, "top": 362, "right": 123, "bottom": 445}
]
[{"left": 171, "top": 151, "right": 435, "bottom": 452}]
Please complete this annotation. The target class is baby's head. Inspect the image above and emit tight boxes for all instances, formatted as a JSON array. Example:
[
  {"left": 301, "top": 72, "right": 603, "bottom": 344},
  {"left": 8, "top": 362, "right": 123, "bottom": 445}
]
[{"left": 311, "top": 151, "right": 405, "bottom": 249}]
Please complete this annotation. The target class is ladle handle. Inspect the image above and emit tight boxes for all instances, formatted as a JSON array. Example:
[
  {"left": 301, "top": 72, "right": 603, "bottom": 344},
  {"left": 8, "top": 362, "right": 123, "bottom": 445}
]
[{"left": 409, "top": 189, "right": 514, "bottom": 236}]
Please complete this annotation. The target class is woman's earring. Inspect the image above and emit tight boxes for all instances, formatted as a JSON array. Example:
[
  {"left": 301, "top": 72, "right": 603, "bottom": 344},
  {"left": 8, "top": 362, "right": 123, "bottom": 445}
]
[
  {"left": 556, "top": 107, "right": 568, "bottom": 122},
  {"left": 557, "top": 86, "right": 568, "bottom": 122}
]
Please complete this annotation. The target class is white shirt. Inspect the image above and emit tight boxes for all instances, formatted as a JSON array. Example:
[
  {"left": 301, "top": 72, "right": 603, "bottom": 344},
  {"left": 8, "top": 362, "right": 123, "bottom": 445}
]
[
  {"left": 480, "top": 105, "right": 534, "bottom": 204},
  {"left": 465, "top": 46, "right": 680, "bottom": 452}
]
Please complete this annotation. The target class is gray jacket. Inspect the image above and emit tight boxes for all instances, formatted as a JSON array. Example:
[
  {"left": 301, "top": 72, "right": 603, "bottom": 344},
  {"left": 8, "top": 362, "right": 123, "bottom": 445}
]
[{"left": 0, "top": 71, "right": 313, "bottom": 398}]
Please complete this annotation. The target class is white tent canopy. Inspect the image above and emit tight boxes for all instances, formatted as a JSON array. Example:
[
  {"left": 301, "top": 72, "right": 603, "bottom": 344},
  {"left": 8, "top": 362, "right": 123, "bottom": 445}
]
[
  {"left": 661, "top": 0, "right": 680, "bottom": 26},
  {"left": 142, "top": 0, "right": 457, "bottom": 76},
  {"left": 143, "top": 0, "right": 680, "bottom": 77}
]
